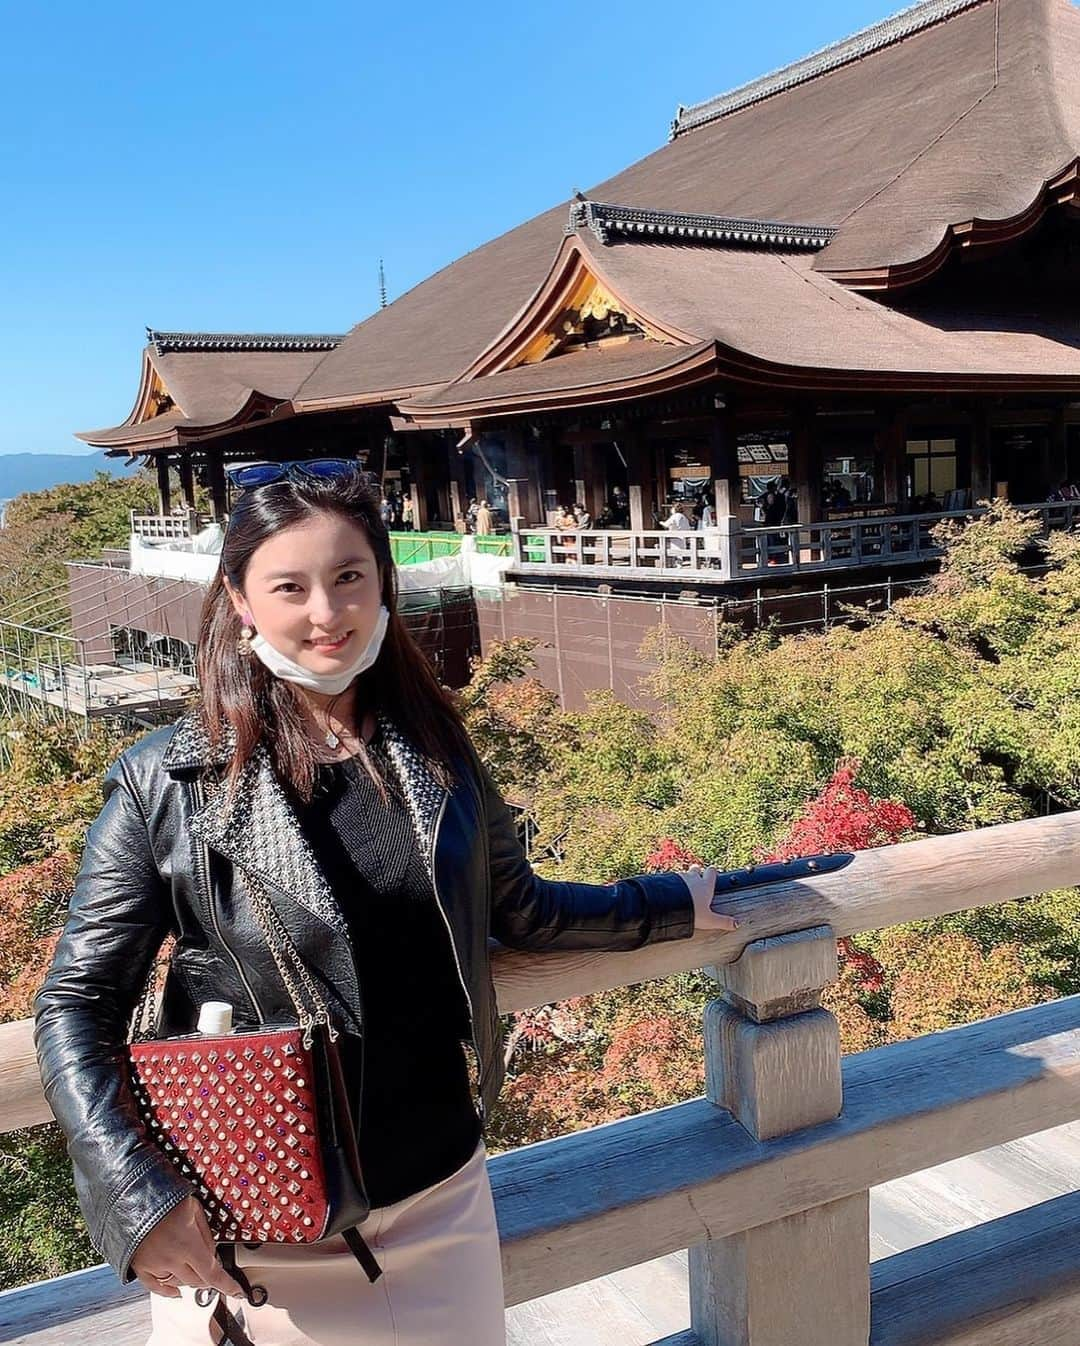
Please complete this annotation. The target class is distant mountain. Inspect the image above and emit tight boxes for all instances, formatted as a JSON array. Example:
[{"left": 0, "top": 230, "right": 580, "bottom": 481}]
[{"left": 0, "top": 450, "right": 138, "bottom": 501}]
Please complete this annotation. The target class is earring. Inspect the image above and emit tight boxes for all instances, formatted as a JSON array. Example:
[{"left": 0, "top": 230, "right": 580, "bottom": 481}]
[{"left": 238, "top": 624, "right": 255, "bottom": 657}]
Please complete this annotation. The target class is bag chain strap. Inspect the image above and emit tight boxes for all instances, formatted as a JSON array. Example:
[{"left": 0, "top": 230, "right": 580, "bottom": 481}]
[
  {"left": 244, "top": 877, "right": 339, "bottom": 1046},
  {"left": 128, "top": 878, "right": 339, "bottom": 1049}
]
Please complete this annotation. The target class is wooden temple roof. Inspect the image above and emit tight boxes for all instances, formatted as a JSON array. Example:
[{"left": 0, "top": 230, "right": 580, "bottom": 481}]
[
  {"left": 296, "top": 0, "right": 1080, "bottom": 415},
  {"left": 77, "top": 331, "right": 343, "bottom": 450},
  {"left": 81, "top": 0, "right": 1080, "bottom": 448}
]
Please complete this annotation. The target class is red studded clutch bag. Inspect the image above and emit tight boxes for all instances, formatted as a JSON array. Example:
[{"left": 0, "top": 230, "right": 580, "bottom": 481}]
[
  {"left": 124, "top": 880, "right": 382, "bottom": 1289},
  {"left": 128, "top": 1026, "right": 335, "bottom": 1246}
]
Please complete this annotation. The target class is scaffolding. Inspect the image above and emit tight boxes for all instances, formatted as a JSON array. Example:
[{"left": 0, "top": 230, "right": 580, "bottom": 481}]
[{"left": 0, "top": 573, "right": 199, "bottom": 731}]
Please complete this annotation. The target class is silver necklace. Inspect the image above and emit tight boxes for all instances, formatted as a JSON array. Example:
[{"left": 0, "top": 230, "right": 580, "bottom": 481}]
[{"left": 321, "top": 711, "right": 371, "bottom": 753}]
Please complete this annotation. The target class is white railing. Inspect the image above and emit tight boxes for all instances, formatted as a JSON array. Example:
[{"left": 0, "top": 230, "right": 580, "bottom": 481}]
[
  {"left": 3, "top": 811, "right": 1080, "bottom": 1343},
  {"left": 514, "top": 501, "right": 1080, "bottom": 582}
]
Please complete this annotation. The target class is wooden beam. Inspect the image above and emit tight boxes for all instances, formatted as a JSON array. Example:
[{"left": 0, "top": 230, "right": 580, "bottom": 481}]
[
  {"left": 154, "top": 455, "right": 171, "bottom": 515},
  {"left": 871, "top": 1190, "right": 1080, "bottom": 1346},
  {"left": 8, "top": 812, "right": 1080, "bottom": 1136},
  {"left": 505, "top": 427, "right": 543, "bottom": 525},
  {"left": 791, "top": 404, "right": 822, "bottom": 523},
  {"left": 491, "top": 996, "right": 1080, "bottom": 1304},
  {"left": 177, "top": 455, "right": 196, "bottom": 512},
  {"left": 880, "top": 410, "right": 906, "bottom": 506},
  {"left": 447, "top": 437, "right": 469, "bottom": 532},
  {"left": 971, "top": 403, "right": 992, "bottom": 502},
  {"left": 207, "top": 454, "right": 227, "bottom": 521},
  {"left": 692, "top": 927, "right": 867, "bottom": 1345},
  {"left": 489, "top": 810, "right": 1080, "bottom": 1014},
  {"left": 626, "top": 426, "right": 658, "bottom": 532},
  {"left": 404, "top": 435, "right": 430, "bottom": 531},
  {"left": 708, "top": 408, "right": 740, "bottom": 519}
]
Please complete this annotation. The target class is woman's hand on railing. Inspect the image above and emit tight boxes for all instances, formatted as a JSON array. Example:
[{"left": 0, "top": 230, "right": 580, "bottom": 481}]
[
  {"left": 130, "top": 1196, "right": 242, "bottom": 1300},
  {"left": 679, "top": 865, "right": 741, "bottom": 932}
]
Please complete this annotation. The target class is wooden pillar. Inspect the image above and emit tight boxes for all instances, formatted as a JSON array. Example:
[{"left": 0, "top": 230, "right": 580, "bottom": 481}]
[
  {"left": 447, "top": 437, "right": 469, "bottom": 533},
  {"left": 404, "top": 435, "right": 430, "bottom": 531},
  {"left": 880, "top": 409, "right": 905, "bottom": 508},
  {"left": 505, "top": 427, "right": 543, "bottom": 524},
  {"left": 537, "top": 430, "right": 559, "bottom": 522},
  {"left": 709, "top": 410, "right": 741, "bottom": 519},
  {"left": 790, "top": 407, "right": 823, "bottom": 523},
  {"left": 207, "top": 454, "right": 227, "bottom": 521},
  {"left": 1048, "top": 405, "right": 1068, "bottom": 499},
  {"left": 626, "top": 427, "right": 658, "bottom": 532},
  {"left": 571, "top": 441, "right": 604, "bottom": 519},
  {"left": 177, "top": 454, "right": 197, "bottom": 511},
  {"left": 155, "top": 455, "right": 172, "bottom": 514},
  {"left": 970, "top": 404, "right": 992, "bottom": 503},
  {"left": 689, "top": 926, "right": 868, "bottom": 1346}
]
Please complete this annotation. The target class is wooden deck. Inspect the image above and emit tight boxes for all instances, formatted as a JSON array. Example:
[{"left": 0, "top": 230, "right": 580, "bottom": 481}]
[
  {"left": 4, "top": 1119, "right": 1077, "bottom": 1346},
  {"left": 0, "top": 661, "right": 196, "bottom": 718}
]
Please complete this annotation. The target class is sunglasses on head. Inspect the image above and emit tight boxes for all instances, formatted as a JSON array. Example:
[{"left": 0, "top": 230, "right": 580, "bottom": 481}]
[{"left": 225, "top": 458, "right": 363, "bottom": 490}]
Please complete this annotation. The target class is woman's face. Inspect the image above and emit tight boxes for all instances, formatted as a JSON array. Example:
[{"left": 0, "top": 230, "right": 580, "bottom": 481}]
[{"left": 228, "top": 510, "right": 383, "bottom": 673}]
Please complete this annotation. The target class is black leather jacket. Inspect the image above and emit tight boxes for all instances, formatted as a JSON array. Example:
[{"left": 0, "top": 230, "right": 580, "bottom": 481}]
[{"left": 33, "top": 710, "right": 694, "bottom": 1282}]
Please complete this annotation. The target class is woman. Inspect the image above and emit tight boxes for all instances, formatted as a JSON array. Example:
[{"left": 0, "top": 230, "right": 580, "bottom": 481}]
[
  {"left": 34, "top": 461, "right": 737, "bottom": 1346},
  {"left": 555, "top": 503, "right": 580, "bottom": 562},
  {"left": 761, "top": 489, "right": 789, "bottom": 566}
]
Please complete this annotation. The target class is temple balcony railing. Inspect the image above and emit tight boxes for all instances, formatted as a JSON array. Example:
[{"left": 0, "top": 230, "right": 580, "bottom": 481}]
[
  {"left": 3, "top": 810, "right": 1080, "bottom": 1344},
  {"left": 129, "top": 510, "right": 214, "bottom": 541},
  {"left": 512, "top": 500, "right": 1080, "bottom": 583}
]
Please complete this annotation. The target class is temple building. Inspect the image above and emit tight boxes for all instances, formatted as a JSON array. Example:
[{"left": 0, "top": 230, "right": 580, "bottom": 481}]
[{"left": 50, "top": 0, "right": 1080, "bottom": 709}]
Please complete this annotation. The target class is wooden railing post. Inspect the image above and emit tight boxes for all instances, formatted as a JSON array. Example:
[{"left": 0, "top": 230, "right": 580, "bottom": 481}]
[
  {"left": 716, "top": 515, "right": 739, "bottom": 579},
  {"left": 689, "top": 925, "right": 869, "bottom": 1346}
]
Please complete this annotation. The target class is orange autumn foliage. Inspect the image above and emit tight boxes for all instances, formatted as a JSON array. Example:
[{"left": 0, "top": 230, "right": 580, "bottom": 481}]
[
  {"left": 0, "top": 854, "right": 75, "bottom": 1021},
  {"left": 880, "top": 928, "right": 1040, "bottom": 1039}
]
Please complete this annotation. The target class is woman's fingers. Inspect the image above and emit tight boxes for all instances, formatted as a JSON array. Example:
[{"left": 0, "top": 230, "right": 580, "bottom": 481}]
[
  {"left": 130, "top": 1197, "right": 242, "bottom": 1301},
  {"left": 186, "top": 1254, "right": 242, "bottom": 1300},
  {"left": 681, "top": 864, "right": 741, "bottom": 930},
  {"left": 137, "top": 1270, "right": 182, "bottom": 1300}
]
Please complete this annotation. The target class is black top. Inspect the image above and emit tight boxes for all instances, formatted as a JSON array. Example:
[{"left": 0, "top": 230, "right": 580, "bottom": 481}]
[{"left": 293, "top": 723, "right": 481, "bottom": 1209}]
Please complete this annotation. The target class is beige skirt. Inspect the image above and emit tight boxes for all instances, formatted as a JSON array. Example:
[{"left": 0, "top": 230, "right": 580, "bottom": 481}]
[{"left": 146, "top": 1140, "right": 505, "bottom": 1345}]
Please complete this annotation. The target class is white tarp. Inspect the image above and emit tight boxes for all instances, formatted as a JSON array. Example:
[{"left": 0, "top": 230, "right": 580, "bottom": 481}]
[
  {"left": 129, "top": 533, "right": 221, "bottom": 584},
  {"left": 129, "top": 529, "right": 516, "bottom": 593}
]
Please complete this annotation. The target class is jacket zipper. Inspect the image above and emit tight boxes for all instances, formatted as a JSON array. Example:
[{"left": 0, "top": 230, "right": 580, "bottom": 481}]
[
  {"left": 427, "top": 792, "right": 486, "bottom": 1124},
  {"left": 191, "top": 776, "right": 266, "bottom": 1023}
]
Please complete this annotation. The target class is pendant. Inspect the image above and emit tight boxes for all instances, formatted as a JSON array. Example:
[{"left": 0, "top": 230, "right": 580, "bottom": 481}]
[{"left": 325, "top": 729, "right": 340, "bottom": 750}]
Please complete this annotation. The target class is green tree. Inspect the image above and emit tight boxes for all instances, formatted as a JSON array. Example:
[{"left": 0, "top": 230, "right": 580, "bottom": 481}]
[{"left": 0, "top": 470, "right": 160, "bottom": 624}]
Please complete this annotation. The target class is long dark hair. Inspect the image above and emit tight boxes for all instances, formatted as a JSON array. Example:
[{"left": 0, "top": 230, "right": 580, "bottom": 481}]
[{"left": 196, "top": 467, "right": 471, "bottom": 798}]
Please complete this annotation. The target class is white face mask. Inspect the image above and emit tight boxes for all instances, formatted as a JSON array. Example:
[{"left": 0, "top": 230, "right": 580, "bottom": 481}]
[{"left": 247, "top": 605, "right": 390, "bottom": 695}]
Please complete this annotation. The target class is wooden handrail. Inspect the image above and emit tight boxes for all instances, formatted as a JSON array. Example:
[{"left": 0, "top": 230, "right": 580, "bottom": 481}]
[
  {"left": 495, "top": 809, "right": 1080, "bottom": 1011},
  {"left": 493, "top": 995, "right": 1080, "bottom": 1303},
  {"left": 4, "top": 809, "right": 1078, "bottom": 1137}
]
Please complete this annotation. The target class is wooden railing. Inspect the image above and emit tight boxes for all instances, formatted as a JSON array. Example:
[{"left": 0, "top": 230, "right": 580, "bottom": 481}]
[
  {"left": 129, "top": 510, "right": 204, "bottom": 541},
  {"left": 513, "top": 500, "right": 1080, "bottom": 583},
  {"left": 3, "top": 810, "right": 1080, "bottom": 1343}
]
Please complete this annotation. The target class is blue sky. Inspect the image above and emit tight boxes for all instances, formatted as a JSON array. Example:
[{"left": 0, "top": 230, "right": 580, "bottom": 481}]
[{"left": 1, "top": 0, "right": 895, "bottom": 456}]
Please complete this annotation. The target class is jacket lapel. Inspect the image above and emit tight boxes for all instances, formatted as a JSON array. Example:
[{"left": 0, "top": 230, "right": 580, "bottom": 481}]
[
  {"left": 377, "top": 713, "right": 447, "bottom": 878},
  {"left": 162, "top": 710, "right": 450, "bottom": 935}
]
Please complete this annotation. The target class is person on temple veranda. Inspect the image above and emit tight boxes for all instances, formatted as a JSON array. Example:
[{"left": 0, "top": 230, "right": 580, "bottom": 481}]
[
  {"left": 474, "top": 499, "right": 494, "bottom": 536},
  {"left": 659, "top": 501, "right": 694, "bottom": 563},
  {"left": 34, "top": 462, "right": 740, "bottom": 1346},
  {"left": 762, "top": 489, "right": 789, "bottom": 566}
]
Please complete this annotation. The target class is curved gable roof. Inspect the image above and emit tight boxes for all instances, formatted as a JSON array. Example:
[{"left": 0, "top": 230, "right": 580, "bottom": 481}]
[{"left": 78, "top": 332, "right": 343, "bottom": 451}]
